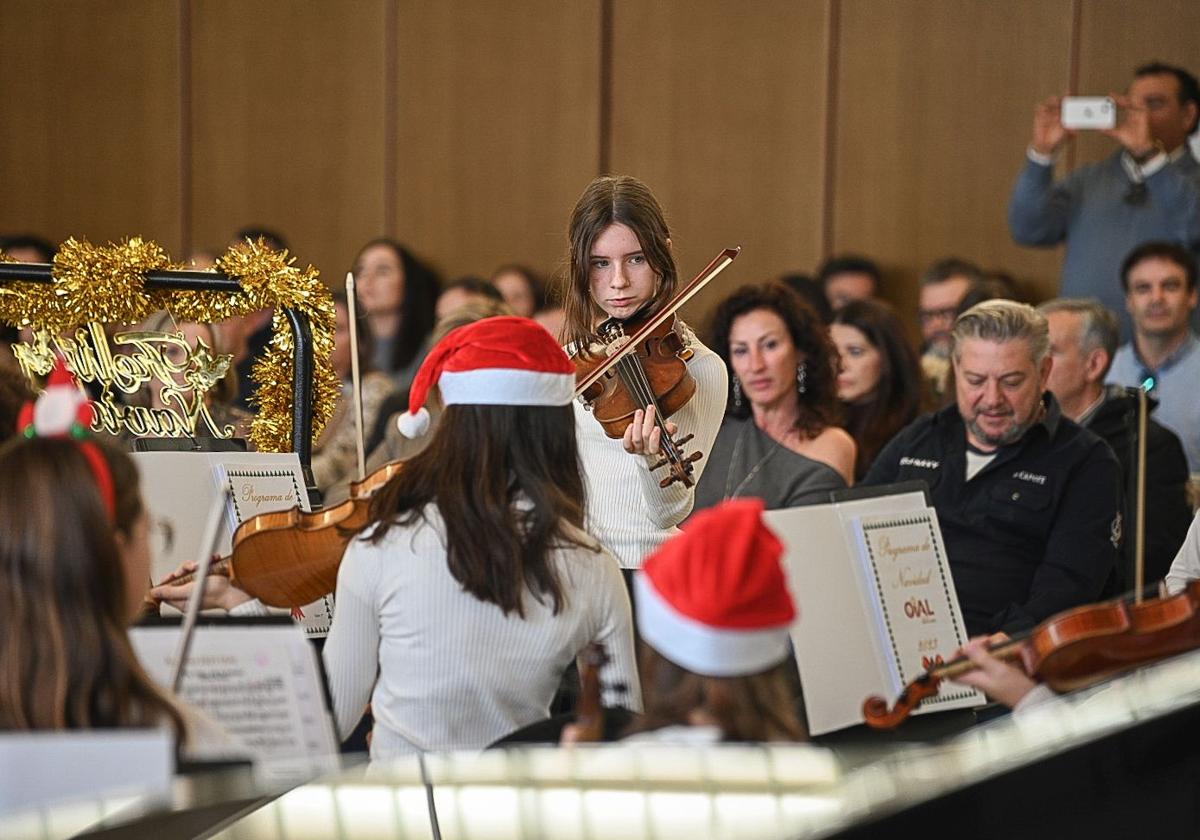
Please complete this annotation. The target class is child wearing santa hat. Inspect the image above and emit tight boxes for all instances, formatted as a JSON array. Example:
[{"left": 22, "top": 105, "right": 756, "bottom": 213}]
[
  {"left": 624, "top": 497, "right": 806, "bottom": 742},
  {"left": 155, "top": 316, "right": 641, "bottom": 759}
]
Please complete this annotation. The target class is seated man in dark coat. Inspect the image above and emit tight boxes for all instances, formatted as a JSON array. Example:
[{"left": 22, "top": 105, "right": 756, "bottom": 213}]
[
  {"left": 1040, "top": 298, "right": 1192, "bottom": 591},
  {"left": 865, "top": 301, "right": 1121, "bottom": 637}
]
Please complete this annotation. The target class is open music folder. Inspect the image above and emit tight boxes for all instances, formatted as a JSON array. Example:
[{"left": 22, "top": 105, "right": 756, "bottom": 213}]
[{"left": 764, "top": 486, "right": 985, "bottom": 735}]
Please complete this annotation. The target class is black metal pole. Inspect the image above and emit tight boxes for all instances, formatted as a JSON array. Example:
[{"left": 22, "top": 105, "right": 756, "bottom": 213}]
[{"left": 0, "top": 262, "right": 317, "bottom": 482}]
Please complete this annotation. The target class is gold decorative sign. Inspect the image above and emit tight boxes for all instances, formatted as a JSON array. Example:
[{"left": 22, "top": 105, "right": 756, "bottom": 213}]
[
  {"left": 14, "top": 323, "right": 235, "bottom": 438},
  {"left": 0, "top": 237, "right": 338, "bottom": 452}
]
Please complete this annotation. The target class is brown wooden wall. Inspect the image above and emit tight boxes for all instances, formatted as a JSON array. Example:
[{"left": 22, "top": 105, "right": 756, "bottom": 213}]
[{"left": 2, "top": 0, "right": 1198, "bottom": 325}]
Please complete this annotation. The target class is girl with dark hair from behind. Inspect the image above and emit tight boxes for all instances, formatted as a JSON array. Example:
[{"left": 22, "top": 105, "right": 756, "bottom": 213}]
[
  {"left": 154, "top": 317, "right": 640, "bottom": 759},
  {"left": 0, "top": 370, "right": 230, "bottom": 756},
  {"left": 352, "top": 238, "right": 442, "bottom": 393},
  {"left": 831, "top": 298, "right": 930, "bottom": 480}
]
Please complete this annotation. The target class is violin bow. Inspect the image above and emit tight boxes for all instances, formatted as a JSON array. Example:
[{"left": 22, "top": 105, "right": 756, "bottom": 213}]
[
  {"left": 345, "top": 272, "right": 367, "bottom": 483},
  {"left": 573, "top": 246, "right": 740, "bottom": 398}
]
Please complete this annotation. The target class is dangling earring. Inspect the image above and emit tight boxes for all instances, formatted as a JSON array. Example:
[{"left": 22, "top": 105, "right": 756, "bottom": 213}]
[
  {"left": 732, "top": 376, "right": 743, "bottom": 408},
  {"left": 797, "top": 362, "right": 807, "bottom": 395}
]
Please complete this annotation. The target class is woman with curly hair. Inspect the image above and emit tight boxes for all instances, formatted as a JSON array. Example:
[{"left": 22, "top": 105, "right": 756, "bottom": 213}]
[{"left": 693, "top": 282, "right": 855, "bottom": 513}]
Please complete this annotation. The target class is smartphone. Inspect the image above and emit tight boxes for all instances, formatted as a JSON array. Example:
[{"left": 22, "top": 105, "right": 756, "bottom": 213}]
[{"left": 1061, "top": 96, "right": 1116, "bottom": 130}]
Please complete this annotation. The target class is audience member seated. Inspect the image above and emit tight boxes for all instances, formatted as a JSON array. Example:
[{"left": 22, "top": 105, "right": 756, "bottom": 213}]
[
  {"left": 352, "top": 238, "right": 441, "bottom": 393},
  {"left": 1106, "top": 242, "right": 1200, "bottom": 477},
  {"left": 693, "top": 283, "right": 855, "bottom": 514},
  {"left": 565, "top": 499, "right": 805, "bottom": 744},
  {"left": 918, "top": 257, "right": 984, "bottom": 401},
  {"left": 153, "top": 318, "right": 640, "bottom": 760},
  {"left": 134, "top": 311, "right": 251, "bottom": 442},
  {"left": 865, "top": 300, "right": 1120, "bottom": 637},
  {"left": 0, "top": 372, "right": 228, "bottom": 756},
  {"left": 310, "top": 293, "right": 395, "bottom": 492},
  {"left": 831, "top": 299, "right": 928, "bottom": 481},
  {"left": 361, "top": 299, "right": 510, "bottom": 464},
  {"left": 1008, "top": 61, "right": 1200, "bottom": 337},
  {"left": 226, "top": 227, "right": 289, "bottom": 411},
  {"left": 1040, "top": 298, "right": 1192, "bottom": 589},
  {"left": 0, "top": 234, "right": 56, "bottom": 363},
  {"left": 778, "top": 272, "right": 832, "bottom": 323},
  {"left": 489, "top": 264, "right": 544, "bottom": 318},
  {"left": 817, "top": 254, "right": 881, "bottom": 313},
  {"left": 435, "top": 275, "right": 505, "bottom": 321}
]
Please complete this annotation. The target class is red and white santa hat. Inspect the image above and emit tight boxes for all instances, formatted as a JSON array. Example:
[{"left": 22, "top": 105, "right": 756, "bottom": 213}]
[
  {"left": 635, "top": 498, "right": 797, "bottom": 677},
  {"left": 397, "top": 316, "right": 575, "bottom": 437}
]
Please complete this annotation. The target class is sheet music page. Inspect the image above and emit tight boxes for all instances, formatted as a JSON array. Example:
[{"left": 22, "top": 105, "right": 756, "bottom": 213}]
[
  {"left": 212, "top": 461, "right": 334, "bottom": 638},
  {"left": 130, "top": 623, "right": 339, "bottom": 786},
  {"left": 851, "top": 509, "right": 983, "bottom": 711}
]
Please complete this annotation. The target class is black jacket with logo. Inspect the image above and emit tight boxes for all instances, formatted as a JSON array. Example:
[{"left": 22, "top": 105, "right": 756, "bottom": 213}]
[
  {"left": 863, "top": 395, "right": 1121, "bottom": 636},
  {"left": 1086, "top": 386, "right": 1192, "bottom": 591}
]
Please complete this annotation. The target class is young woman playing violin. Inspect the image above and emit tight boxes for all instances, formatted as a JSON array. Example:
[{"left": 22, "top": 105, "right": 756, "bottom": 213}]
[
  {"left": 154, "top": 317, "right": 640, "bottom": 759},
  {"left": 561, "top": 175, "right": 728, "bottom": 570}
]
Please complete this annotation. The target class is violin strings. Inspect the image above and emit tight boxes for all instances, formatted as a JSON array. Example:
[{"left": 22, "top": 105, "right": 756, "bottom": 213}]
[{"left": 615, "top": 354, "right": 680, "bottom": 458}]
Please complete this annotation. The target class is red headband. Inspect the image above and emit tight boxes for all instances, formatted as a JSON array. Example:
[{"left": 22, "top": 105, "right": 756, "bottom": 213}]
[{"left": 16, "top": 357, "right": 116, "bottom": 521}]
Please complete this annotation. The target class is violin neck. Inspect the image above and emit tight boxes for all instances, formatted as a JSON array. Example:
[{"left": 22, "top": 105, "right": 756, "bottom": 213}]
[
  {"left": 163, "top": 556, "right": 233, "bottom": 589},
  {"left": 930, "top": 636, "right": 1027, "bottom": 680}
]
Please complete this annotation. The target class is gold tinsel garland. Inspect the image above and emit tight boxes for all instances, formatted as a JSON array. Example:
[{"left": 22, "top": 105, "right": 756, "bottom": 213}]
[{"left": 0, "top": 237, "right": 338, "bottom": 453}]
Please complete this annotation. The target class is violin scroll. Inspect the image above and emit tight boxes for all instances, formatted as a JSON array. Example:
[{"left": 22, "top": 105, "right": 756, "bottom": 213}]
[{"left": 862, "top": 674, "right": 942, "bottom": 731}]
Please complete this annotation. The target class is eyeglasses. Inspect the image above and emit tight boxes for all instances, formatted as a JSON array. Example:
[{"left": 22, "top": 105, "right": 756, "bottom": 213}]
[{"left": 918, "top": 306, "right": 959, "bottom": 324}]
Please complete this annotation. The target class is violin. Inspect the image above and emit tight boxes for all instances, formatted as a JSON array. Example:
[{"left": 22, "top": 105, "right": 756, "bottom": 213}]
[
  {"left": 574, "top": 247, "right": 740, "bottom": 488},
  {"left": 862, "top": 580, "right": 1200, "bottom": 730}
]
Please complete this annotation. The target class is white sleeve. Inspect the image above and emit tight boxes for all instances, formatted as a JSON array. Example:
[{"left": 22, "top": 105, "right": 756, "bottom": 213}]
[
  {"left": 1164, "top": 513, "right": 1200, "bottom": 595},
  {"left": 1012, "top": 682, "right": 1059, "bottom": 715},
  {"left": 634, "top": 348, "right": 728, "bottom": 529},
  {"left": 588, "top": 553, "right": 643, "bottom": 712},
  {"left": 321, "top": 539, "right": 384, "bottom": 739}
]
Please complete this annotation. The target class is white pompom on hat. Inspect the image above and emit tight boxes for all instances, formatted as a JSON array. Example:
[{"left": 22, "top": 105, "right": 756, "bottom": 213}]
[
  {"left": 635, "top": 498, "right": 798, "bottom": 678},
  {"left": 397, "top": 316, "right": 575, "bottom": 438}
]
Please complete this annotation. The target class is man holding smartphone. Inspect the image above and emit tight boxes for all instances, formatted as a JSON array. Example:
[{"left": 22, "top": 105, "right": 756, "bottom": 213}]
[{"left": 1008, "top": 62, "right": 1200, "bottom": 338}]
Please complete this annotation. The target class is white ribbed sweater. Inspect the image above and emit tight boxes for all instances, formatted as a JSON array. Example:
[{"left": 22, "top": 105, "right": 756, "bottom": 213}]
[
  {"left": 574, "top": 330, "right": 728, "bottom": 568},
  {"left": 317, "top": 507, "right": 639, "bottom": 759}
]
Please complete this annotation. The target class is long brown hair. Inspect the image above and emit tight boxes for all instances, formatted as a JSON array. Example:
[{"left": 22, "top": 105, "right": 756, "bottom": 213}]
[
  {"left": 832, "top": 299, "right": 927, "bottom": 479},
  {"left": 0, "top": 438, "right": 186, "bottom": 738},
  {"left": 558, "top": 175, "right": 678, "bottom": 354},
  {"left": 625, "top": 645, "right": 806, "bottom": 741},
  {"left": 366, "top": 404, "right": 592, "bottom": 617}
]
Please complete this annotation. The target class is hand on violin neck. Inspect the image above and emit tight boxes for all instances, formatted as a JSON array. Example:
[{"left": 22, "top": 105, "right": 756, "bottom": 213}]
[
  {"left": 150, "top": 560, "right": 252, "bottom": 614},
  {"left": 950, "top": 637, "right": 1037, "bottom": 709},
  {"left": 622, "top": 405, "right": 678, "bottom": 458}
]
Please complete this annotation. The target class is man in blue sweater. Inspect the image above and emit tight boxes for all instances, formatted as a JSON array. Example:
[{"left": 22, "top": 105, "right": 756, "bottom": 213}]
[{"left": 1008, "top": 62, "right": 1200, "bottom": 338}]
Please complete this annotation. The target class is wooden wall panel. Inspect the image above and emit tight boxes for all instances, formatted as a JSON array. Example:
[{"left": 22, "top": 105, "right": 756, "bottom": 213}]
[
  {"left": 1073, "top": 0, "right": 1200, "bottom": 167},
  {"left": 190, "top": 0, "right": 388, "bottom": 279},
  {"left": 834, "top": 0, "right": 1072, "bottom": 310},
  {"left": 0, "top": 1, "right": 182, "bottom": 252},
  {"left": 393, "top": 0, "right": 601, "bottom": 284},
  {"left": 608, "top": 0, "right": 830, "bottom": 327}
]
